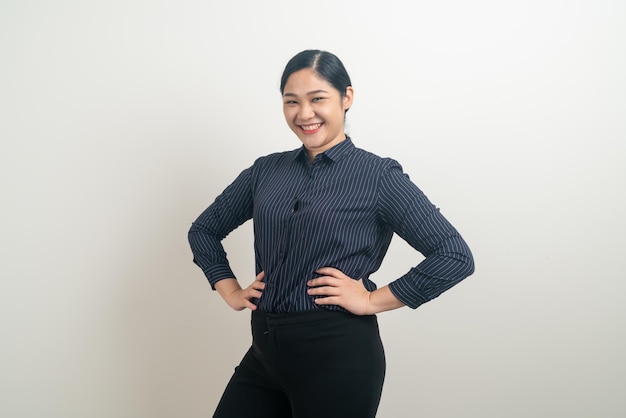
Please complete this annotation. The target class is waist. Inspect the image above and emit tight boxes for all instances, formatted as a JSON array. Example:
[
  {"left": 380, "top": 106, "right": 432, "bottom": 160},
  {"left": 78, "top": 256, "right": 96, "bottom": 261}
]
[{"left": 252, "top": 308, "right": 373, "bottom": 327}]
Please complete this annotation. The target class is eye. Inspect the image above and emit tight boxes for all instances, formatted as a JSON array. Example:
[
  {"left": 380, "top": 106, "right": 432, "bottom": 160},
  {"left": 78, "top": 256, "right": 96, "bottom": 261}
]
[
  {"left": 312, "top": 97, "right": 324, "bottom": 102},
  {"left": 284, "top": 100, "right": 298, "bottom": 105}
]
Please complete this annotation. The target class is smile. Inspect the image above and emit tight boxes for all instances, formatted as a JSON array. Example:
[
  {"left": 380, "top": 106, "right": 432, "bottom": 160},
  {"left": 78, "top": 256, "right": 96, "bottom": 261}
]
[{"left": 299, "top": 123, "right": 322, "bottom": 134}]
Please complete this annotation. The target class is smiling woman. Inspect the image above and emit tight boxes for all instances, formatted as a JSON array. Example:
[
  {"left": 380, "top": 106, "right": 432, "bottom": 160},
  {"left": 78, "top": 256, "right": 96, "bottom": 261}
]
[
  {"left": 188, "top": 49, "right": 475, "bottom": 418},
  {"left": 282, "top": 67, "right": 353, "bottom": 161}
]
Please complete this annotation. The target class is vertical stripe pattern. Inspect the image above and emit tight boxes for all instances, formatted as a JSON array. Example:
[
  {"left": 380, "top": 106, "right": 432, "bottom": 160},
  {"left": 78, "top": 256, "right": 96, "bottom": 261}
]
[{"left": 188, "top": 138, "right": 474, "bottom": 312}]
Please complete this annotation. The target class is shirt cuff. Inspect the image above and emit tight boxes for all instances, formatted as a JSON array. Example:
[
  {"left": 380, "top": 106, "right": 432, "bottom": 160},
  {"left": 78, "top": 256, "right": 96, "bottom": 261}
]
[
  {"left": 204, "top": 264, "right": 237, "bottom": 290},
  {"left": 388, "top": 280, "right": 428, "bottom": 309}
]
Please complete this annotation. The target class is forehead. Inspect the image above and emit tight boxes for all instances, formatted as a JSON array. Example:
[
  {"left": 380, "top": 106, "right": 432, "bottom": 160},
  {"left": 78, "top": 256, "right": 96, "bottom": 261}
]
[{"left": 283, "top": 68, "right": 335, "bottom": 95}]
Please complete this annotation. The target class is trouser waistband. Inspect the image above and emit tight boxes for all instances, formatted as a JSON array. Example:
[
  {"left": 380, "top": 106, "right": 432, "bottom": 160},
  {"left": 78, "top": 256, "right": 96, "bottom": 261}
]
[{"left": 252, "top": 308, "right": 361, "bottom": 327}]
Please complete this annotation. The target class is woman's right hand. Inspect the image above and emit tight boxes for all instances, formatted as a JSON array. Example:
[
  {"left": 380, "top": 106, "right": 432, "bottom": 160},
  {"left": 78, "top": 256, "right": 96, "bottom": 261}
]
[{"left": 215, "top": 272, "right": 265, "bottom": 311}]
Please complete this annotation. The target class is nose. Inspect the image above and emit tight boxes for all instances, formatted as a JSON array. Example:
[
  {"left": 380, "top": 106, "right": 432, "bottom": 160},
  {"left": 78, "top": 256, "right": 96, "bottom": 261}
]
[{"left": 297, "top": 102, "right": 315, "bottom": 120}]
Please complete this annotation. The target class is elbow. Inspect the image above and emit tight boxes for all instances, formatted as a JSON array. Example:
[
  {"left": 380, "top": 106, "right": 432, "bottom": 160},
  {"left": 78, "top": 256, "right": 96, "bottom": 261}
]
[
  {"left": 459, "top": 243, "right": 475, "bottom": 279},
  {"left": 187, "top": 224, "right": 198, "bottom": 248},
  {"left": 445, "top": 236, "right": 475, "bottom": 281},
  {"left": 188, "top": 222, "right": 207, "bottom": 252},
  {"left": 464, "top": 254, "right": 475, "bottom": 278}
]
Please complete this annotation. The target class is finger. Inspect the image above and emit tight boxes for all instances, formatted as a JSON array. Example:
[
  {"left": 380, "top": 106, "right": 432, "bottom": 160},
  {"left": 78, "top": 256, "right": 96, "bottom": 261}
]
[
  {"left": 251, "top": 281, "right": 265, "bottom": 290},
  {"left": 244, "top": 287, "right": 263, "bottom": 298},
  {"left": 243, "top": 290, "right": 261, "bottom": 307},
  {"left": 307, "top": 286, "right": 340, "bottom": 296},
  {"left": 314, "top": 296, "right": 340, "bottom": 305},
  {"left": 317, "top": 267, "right": 352, "bottom": 281},
  {"left": 255, "top": 271, "right": 265, "bottom": 281},
  {"left": 315, "top": 266, "right": 342, "bottom": 277},
  {"left": 308, "top": 276, "right": 341, "bottom": 287}
]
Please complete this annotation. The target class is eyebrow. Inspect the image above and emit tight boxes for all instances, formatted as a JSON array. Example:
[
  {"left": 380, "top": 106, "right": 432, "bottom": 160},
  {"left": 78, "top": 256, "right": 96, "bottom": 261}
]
[{"left": 283, "top": 89, "right": 330, "bottom": 97}]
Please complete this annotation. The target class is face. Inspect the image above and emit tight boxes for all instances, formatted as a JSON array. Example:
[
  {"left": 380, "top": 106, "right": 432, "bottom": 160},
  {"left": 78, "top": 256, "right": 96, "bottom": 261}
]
[{"left": 282, "top": 68, "right": 354, "bottom": 160}]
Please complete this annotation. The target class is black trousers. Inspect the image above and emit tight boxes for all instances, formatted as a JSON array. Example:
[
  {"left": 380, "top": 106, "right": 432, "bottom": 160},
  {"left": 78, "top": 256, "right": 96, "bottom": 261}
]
[{"left": 213, "top": 309, "right": 386, "bottom": 418}]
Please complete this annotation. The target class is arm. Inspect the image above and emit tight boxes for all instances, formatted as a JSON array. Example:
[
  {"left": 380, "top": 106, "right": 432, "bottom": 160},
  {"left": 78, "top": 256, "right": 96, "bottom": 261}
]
[
  {"left": 188, "top": 167, "right": 254, "bottom": 290},
  {"left": 379, "top": 161, "right": 475, "bottom": 309},
  {"left": 368, "top": 285, "right": 406, "bottom": 312},
  {"left": 308, "top": 160, "right": 474, "bottom": 314}
]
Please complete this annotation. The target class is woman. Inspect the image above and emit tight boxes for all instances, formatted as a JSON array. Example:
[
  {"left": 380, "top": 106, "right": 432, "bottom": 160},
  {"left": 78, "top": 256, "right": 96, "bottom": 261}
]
[{"left": 188, "top": 49, "right": 475, "bottom": 418}]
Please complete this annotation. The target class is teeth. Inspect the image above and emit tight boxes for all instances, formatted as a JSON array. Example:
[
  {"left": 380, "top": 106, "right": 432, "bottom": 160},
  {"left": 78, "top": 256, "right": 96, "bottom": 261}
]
[{"left": 301, "top": 123, "right": 321, "bottom": 131}]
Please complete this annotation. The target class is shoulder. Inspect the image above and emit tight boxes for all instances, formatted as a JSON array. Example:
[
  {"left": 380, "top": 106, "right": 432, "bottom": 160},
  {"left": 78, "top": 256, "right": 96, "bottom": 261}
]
[
  {"left": 250, "top": 148, "right": 300, "bottom": 169},
  {"left": 246, "top": 148, "right": 303, "bottom": 184},
  {"left": 346, "top": 145, "right": 420, "bottom": 195},
  {"left": 348, "top": 145, "right": 404, "bottom": 174},
  {"left": 256, "top": 147, "right": 300, "bottom": 163}
]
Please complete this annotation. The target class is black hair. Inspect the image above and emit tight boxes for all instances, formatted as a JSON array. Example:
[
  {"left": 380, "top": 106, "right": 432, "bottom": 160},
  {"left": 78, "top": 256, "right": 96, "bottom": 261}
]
[{"left": 280, "top": 50, "right": 352, "bottom": 99}]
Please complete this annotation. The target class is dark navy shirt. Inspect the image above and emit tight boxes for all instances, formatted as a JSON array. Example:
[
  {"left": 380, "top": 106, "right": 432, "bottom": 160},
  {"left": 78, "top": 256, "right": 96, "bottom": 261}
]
[{"left": 188, "top": 138, "right": 474, "bottom": 313}]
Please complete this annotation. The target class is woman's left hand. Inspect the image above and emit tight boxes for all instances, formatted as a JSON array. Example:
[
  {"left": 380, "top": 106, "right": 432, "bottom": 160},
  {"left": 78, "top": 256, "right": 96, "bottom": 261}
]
[{"left": 307, "top": 267, "right": 372, "bottom": 315}]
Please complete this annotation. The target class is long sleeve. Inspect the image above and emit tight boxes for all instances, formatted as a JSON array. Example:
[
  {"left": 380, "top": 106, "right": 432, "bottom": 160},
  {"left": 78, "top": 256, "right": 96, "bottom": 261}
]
[
  {"left": 188, "top": 139, "right": 474, "bottom": 313},
  {"left": 188, "top": 167, "right": 254, "bottom": 288},
  {"left": 378, "top": 161, "right": 475, "bottom": 309}
]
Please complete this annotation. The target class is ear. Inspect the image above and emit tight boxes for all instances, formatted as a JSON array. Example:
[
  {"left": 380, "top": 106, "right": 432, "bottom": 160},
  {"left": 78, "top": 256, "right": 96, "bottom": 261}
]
[{"left": 343, "top": 86, "right": 354, "bottom": 111}]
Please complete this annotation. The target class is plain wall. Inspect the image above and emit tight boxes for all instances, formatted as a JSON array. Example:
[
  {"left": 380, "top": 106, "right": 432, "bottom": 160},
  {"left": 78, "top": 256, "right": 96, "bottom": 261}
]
[{"left": 1, "top": 1, "right": 624, "bottom": 417}]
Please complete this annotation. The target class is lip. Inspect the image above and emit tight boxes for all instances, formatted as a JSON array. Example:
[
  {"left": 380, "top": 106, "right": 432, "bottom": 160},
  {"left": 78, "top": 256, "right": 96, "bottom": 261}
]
[{"left": 299, "top": 122, "right": 322, "bottom": 135}]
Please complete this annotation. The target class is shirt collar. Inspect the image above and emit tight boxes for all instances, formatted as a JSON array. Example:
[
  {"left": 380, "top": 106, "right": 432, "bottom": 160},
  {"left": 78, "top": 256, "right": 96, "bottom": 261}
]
[{"left": 293, "top": 137, "right": 355, "bottom": 163}]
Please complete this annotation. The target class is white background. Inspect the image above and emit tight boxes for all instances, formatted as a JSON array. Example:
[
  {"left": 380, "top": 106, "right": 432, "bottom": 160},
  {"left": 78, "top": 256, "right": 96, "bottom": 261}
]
[{"left": 1, "top": 1, "right": 625, "bottom": 417}]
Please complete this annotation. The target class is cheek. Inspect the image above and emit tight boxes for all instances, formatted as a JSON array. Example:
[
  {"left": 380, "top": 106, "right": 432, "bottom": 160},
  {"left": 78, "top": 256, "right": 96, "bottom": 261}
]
[
  {"left": 283, "top": 108, "right": 295, "bottom": 123},
  {"left": 283, "top": 111, "right": 299, "bottom": 131}
]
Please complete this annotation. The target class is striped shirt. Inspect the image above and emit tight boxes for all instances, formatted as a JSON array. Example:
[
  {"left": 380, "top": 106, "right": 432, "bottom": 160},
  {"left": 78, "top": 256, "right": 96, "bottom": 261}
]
[{"left": 188, "top": 138, "right": 474, "bottom": 313}]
